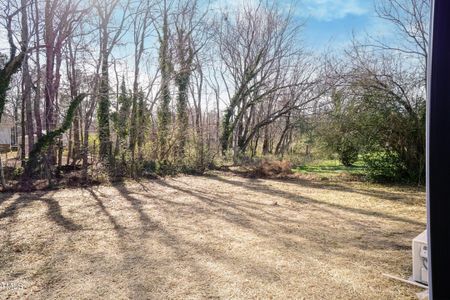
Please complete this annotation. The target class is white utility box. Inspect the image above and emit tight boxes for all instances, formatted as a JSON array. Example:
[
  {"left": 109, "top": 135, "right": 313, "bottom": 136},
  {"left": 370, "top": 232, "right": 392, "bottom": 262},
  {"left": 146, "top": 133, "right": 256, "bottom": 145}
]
[{"left": 412, "top": 230, "right": 428, "bottom": 285}]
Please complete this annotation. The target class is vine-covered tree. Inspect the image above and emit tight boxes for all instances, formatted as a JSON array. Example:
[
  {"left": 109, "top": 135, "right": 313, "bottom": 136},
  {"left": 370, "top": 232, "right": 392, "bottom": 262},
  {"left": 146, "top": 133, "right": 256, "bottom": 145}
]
[{"left": 156, "top": 0, "right": 172, "bottom": 162}]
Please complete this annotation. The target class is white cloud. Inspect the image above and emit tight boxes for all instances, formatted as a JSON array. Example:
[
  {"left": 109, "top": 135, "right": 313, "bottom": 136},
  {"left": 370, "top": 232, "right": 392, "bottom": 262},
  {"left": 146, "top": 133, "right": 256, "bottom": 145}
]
[{"left": 300, "top": 0, "right": 369, "bottom": 21}]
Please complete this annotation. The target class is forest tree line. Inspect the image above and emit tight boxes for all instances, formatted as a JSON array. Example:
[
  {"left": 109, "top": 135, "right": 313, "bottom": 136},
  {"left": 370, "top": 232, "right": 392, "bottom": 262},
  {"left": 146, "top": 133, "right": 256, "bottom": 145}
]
[{"left": 0, "top": 0, "right": 429, "bottom": 186}]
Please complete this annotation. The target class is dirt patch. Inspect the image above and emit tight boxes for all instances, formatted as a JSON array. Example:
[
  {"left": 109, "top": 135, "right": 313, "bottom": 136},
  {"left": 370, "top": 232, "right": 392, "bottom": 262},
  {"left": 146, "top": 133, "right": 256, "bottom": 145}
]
[{"left": 0, "top": 174, "right": 426, "bottom": 299}]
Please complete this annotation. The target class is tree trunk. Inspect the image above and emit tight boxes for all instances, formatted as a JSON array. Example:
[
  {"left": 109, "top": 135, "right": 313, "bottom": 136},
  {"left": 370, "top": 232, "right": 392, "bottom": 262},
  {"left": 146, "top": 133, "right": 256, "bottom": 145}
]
[
  {"left": 0, "top": 156, "right": 6, "bottom": 188},
  {"left": 21, "top": 86, "right": 26, "bottom": 167},
  {"left": 21, "top": 0, "right": 34, "bottom": 155},
  {"left": 44, "top": 0, "right": 57, "bottom": 164},
  {"left": 195, "top": 69, "right": 204, "bottom": 169},
  {"left": 82, "top": 110, "right": 90, "bottom": 181},
  {"left": 216, "top": 89, "right": 220, "bottom": 155},
  {"left": 24, "top": 63, "right": 34, "bottom": 155},
  {"left": 137, "top": 91, "right": 145, "bottom": 160},
  {"left": 275, "top": 115, "right": 291, "bottom": 156},
  {"left": 33, "top": 0, "right": 42, "bottom": 139},
  {"left": 67, "top": 38, "right": 80, "bottom": 164},
  {"left": 157, "top": 3, "right": 172, "bottom": 162},
  {"left": 175, "top": 72, "right": 190, "bottom": 160},
  {"left": 72, "top": 108, "right": 81, "bottom": 164},
  {"left": 262, "top": 125, "right": 271, "bottom": 155},
  {"left": 67, "top": 126, "right": 72, "bottom": 165},
  {"left": 98, "top": 25, "right": 111, "bottom": 162},
  {"left": 57, "top": 139, "right": 63, "bottom": 167}
]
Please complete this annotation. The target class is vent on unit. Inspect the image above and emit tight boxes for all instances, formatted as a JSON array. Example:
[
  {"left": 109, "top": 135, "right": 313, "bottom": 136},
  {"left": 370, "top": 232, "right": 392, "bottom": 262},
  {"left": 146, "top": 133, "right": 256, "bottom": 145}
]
[{"left": 412, "top": 230, "right": 428, "bottom": 285}]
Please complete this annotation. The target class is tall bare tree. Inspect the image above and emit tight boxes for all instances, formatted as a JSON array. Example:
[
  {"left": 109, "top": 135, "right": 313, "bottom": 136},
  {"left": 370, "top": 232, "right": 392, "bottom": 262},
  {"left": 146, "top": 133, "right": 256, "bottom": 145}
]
[
  {"left": 129, "top": 0, "right": 152, "bottom": 171},
  {"left": 43, "top": 0, "right": 86, "bottom": 164},
  {"left": 216, "top": 3, "right": 320, "bottom": 160},
  {"left": 20, "top": 0, "right": 33, "bottom": 157},
  {"left": 0, "top": 0, "right": 26, "bottom": 122}
]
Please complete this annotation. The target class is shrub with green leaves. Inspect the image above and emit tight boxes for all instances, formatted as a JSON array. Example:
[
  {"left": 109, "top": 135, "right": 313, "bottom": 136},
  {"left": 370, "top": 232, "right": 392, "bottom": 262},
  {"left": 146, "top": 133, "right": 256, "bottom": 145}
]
[
  {"left": 338, "top": 143, "right": 359, "bottom": 167},
  {"left": 363, "top": 152, "right": 407, "bottom": 183}
]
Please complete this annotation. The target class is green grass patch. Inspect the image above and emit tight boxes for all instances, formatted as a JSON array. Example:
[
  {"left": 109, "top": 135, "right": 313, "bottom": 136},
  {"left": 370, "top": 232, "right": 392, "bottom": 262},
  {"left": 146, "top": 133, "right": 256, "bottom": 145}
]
[{"left": 294, "top": 159, "right": 367, "bottom": 178}]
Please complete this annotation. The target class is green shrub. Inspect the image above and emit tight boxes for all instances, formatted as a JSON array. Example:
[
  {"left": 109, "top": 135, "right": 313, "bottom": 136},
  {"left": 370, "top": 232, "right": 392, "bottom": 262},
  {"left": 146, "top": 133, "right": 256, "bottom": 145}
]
[
  {"left": 338, "top": 144, "right": 359, "bottom": 167},
  {"left": 141, "top": 160, "right": 157, "bottom": 175},
  {"left": 363, "top": 152, "right": 407, "bottom": 182}
]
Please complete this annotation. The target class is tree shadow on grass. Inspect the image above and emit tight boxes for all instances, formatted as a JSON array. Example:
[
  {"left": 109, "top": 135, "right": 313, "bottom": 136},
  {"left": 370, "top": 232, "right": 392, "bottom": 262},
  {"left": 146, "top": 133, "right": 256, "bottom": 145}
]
[
  {"left": 113, "top": 182, "right": 159, "bottom": 233},
  {"left": 104, "top": 182, "right": 227, "bottom": 298},
  {"left": 110, "top": 181, "right": 286, "bottom": 297},
  {"left": 86, "top": 187, "right": 126, "bottom": 235},
  {"left": 0, "top": 177, "right": 422, "bottom": 299},
  {"left": 223, "top": 167, "right": 423, "bottom": 204},
  {"left": 271, "top": 176, "right": 423, "bottom": 204},
  {"left": 206, "top": 174, "right": 425, "bottom": 227},
  {"left": 152, "top": 179, "right": 397, "bottom": 255},
  {"left": 0, "top": 191, "right": 22, "bottom": 210},
  {"left": 0, "top": 191, "right": 82, "bottom": 231},
  {"left": 154, "top": 178, "right": 284, "bottom": 235}
]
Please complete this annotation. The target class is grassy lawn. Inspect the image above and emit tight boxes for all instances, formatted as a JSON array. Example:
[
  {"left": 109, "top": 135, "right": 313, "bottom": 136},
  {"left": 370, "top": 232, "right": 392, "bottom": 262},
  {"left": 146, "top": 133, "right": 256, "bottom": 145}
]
[
  {"left": 294, "top": 159, "right": 367, "bottom": 179},
  {"left": 0, "top": 173, "right": 425, "bottom": 299}
]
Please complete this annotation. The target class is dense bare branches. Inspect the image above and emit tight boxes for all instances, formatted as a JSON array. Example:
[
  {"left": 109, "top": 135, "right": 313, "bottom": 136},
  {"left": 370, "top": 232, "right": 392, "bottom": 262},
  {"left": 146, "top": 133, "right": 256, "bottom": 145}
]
[
  {"left": 373, "top": 0, "right": 430, "bottom": 73},
  {"left": 0, "top": 0, "right": 428, "bottom": 186},
  {"left": 0, "top": 0, "right": 26, "bottom": 122},
  {"left": 215, "top": 3, "right": 320, "bottom": 159}
]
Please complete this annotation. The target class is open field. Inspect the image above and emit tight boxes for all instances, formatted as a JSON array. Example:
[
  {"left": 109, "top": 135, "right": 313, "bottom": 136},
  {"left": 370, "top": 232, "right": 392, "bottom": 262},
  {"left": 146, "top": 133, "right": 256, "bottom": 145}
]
[{"left": 0, "top": 173, "right": 426, "bottom": 299}]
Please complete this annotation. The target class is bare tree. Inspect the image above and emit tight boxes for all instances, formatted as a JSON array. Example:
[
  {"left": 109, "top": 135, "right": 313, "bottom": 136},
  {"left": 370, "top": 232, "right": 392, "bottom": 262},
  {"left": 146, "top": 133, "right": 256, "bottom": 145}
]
[
  {"left": 215, "top": 3, "right": 320, "bottom": 160},
  {"left": 43, "top": 0, "right": 86, "bottom": 165},
  {"left": 373, "top": 0, "right": 429, "bottom": 78},
  {"left": 20, "top": 0, "right": 33, "bottom": 158},
  {"left": 32, "top": 0, "right": 42, "bottom": 139},
  {"left": 0, "top": 0, "right": 26, "bottom": 121},
  {"left": 129, "top": 0, "right": 152, "bottom": 172}
]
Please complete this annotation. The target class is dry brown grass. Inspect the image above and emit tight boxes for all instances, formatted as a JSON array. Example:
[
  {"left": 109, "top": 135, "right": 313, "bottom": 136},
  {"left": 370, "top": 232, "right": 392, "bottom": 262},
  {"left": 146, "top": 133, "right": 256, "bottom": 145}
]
[
  {"left": 0, "top": 172, "right": 426, "bottom": 299},
  {"left": 253, "top": 159, "right": 293, "bottom": 177}
]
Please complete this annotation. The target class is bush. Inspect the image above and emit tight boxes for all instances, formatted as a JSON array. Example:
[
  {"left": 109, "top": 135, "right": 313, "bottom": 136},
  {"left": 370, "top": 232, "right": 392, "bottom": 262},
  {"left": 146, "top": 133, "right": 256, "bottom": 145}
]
[
  {"left": 141, "top": 160, "right": 158, "bottom": 176},
  {"left": 338, "top": 145, "right": 359, "bottom": 167},
  {"left": 363, "top": 152, "right": 407, "bottom": 182},
  {"left": 139, "top": 158, "right": 209, "bottom": 177}
]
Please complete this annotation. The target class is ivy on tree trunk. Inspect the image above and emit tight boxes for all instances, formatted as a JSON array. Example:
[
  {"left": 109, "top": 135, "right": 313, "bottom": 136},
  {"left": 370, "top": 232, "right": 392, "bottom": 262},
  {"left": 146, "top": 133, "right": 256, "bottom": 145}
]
[{"left": 24, "top": 93, "right": 86, "bottom": 176}]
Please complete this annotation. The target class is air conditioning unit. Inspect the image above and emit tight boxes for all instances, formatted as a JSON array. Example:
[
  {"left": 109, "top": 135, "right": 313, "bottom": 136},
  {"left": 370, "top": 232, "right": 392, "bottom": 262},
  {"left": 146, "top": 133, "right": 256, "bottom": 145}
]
[{"left": 412, "top": 230, "right": 428, "bottom": 285}]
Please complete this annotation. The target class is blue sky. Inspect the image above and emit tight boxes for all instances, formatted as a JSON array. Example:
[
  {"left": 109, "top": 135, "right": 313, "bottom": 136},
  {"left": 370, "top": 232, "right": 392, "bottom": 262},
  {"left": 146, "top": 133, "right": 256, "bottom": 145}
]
[
  {"left": 0, "top": 0, "right": 391, "bottom": 55},
  {"left": 213, "top": 0, "right": 392, "bottom": 51},
  {"left": 302, "top": 11, "right": 373, "bottom": 50},
  {"left": 298, "top": 0, "right": 386, "bottom": 50}
]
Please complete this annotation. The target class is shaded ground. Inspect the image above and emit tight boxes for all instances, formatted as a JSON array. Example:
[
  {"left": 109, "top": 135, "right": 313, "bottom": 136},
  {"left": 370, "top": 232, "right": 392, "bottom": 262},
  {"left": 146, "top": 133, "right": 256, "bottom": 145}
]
[{"left": 0, "top": 172, "right": 426, "bottom": 299}]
